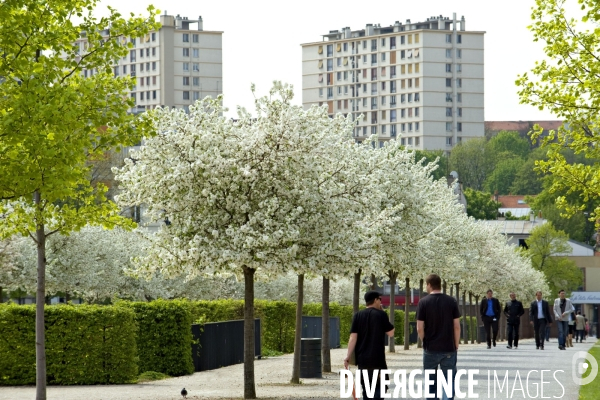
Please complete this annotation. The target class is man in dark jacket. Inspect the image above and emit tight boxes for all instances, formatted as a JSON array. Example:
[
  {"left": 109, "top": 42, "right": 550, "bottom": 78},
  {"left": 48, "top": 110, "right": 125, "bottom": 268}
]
[
  {"left": 504, "top": 292, "right": 524, "bottom": 349},
  {"left": 480, "top": 289, "right": 501, "bottom": 349},
  {"left": 529, "top": 290, "right": 553, "bottom": 350}
]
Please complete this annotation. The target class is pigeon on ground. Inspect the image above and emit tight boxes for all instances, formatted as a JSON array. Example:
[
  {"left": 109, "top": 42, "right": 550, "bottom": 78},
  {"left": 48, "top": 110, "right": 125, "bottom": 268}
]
[{"left": 181, "top": 387, "right": 188, "bottom": 399}]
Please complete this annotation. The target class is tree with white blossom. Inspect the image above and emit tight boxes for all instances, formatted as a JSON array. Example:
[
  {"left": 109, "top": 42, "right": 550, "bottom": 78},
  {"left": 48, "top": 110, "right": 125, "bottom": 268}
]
[{"left": 115, "top": 83, "right": 371, "bottom": 398}]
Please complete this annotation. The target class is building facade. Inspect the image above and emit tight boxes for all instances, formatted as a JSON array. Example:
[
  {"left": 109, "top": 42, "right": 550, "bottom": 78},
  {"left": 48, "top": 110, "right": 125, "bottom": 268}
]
[
  {"left": 301, "top": 14, "right": 484, "bottom": 151},
  {"left": 75, "top": 13, "right": 223, "bottom": 111}
]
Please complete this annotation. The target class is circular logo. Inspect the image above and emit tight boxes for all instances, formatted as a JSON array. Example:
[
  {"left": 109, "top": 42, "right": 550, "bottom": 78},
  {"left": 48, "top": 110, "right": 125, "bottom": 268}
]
[{"left": 572, "top": 351, "right": 599, "bottom": 386}]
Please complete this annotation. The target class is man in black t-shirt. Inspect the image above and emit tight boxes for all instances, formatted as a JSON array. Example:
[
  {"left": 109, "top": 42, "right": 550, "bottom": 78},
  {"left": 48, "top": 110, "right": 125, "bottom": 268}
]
[
  {"left": 344, "top": 290, "right": 395, "bottom": 400},
  {"left": 417, "top": 274, "right": 461, "bottom": 400}
]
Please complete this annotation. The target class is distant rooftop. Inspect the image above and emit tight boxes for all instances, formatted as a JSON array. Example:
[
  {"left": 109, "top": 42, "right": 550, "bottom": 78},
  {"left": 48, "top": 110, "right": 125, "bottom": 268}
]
[
  {"left": 321, "top": 14, "right": 467, "bottom": 41},
  {"left": 482, "top": 219, "right": 547, "bottom": 235}
]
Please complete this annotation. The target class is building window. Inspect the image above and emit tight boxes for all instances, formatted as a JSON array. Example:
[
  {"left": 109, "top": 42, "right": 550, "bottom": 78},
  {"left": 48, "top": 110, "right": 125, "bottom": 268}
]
[
  {"left": 457, "top": 34, "right": 462, "bottom": 44},
  {"left": 131, "top": 38, "right": 136, "bottom": 47},
  {"left": 153, "top": 76, "right": 157, "bottom": 85},
  {"left": 153, "top": 90, "right": 156, "bottom": 99},
  {"left": 183, "top": 77, "right": 190, "bottom": 86},
  {"left": 457, "top": 78, "right": 462, "bottom": 88},
  {"left": 457, "top": 93, "right": 462, "bottom": 102},
  {"left": 146, "top": 48, "right": 150, "bottom": 57},
  {"left": 327, "top": 59, "right": 333, "bottom": 71},
  {"left": 130, "top": 50, "right": 136, "bottom": 62},
  {"left": 415, "top": 107, "right": 419, "bottom": 117},
  {"left": 401, "top": 50, "right": 405, "bottom": 59},
  {"left": 400, "top": 109, "right": 405, "bottom": 118},
  {"left": 415, "top": 93, "right": 420, "bottom": 102},
  {"left": 338, "top": 86, "right": 342, "bottom": 94},
  {"left": 337, "top": 72, "right": 342, "bottom": 81},
  {"left": 123, "top": 65, "right": 127, "bottom": 74},
  {"left": 183, "top": 48, "right": 189, "bottom": 57},
  {"left": 193, "top": 91, "right": 200, "bottom": 101},
  {"left": 152, "top": 47, "right": 156, "bottom": 56},
  {"left": 130, "top": 92, "right": 136, "bottom": 103},
  {"left": 390, "top": 66, "right": 396, "bottom": 77},
  {"left": 183, "top": 34, "right": 189, "bottom": 42},
  {"left": 363, "top": 84, "right": 367, "bottom": 93},
  {"left": 446, "top": 107, "right": 452, "bottom": 117},
  {"left": 390, "top": 95, "right": 396, "bottom": 105},
  {"left": 193, "top": 34, "right": 199, "bottom": 43},
  {"left": 337, "top": 57, "right": 342, "bottom": 66},
  {"left": 371, "top": 53, "right": 377, "bottom": 64},
  {"left": 401, "top": 94, "right": 406, "bottom": 103},
  {"left": 327, "top": 87, "right": 333, "bottom": 98},
  {"left": 381, "top": 95, "right": 386, "bottom": 105},
  {"left": 343, "top": 42, "right": 348, "bottom": 51},
  {"left": 446, "top": 122, "right": 452, "bottom": 131},
  {"left": 415, "top": 123, "right": 420, "bottom": 132},
  {"left": 458, "top": 108, "right": 462, "bottom": 117},
  {"left": 408, "top": 108, "right": 413, "bottom": 117},
  {"left": 457, "top": 64, "right": 462, "bottom": 73},
  {"left": 371, "top": 82, "right": 377, "bottom": 94},
  {"left": 151, "top": 32, "right": 156, "bottom": 41},
  {"left": 408, "top": 93, "right": 413, "bottom": 102},
  {"left": 327, "top": 44, "right": 333, "bottom": 57},
  {"left": 152, "top": 61, "right": 156, "bottom": 71},
  {"left": 344, "top": 71, "right": 348, "bottom": 80},
  {"left": 446, "top": 64, "right": 452, "bottom": 73},
  {"left": 193, "top": 49, "right": 199, "bottom": 58},
  {"left": 390, "top": 81, "right": 396, "bottom": 93},
  {"left": 446, "top": 78, "right": 452, "bottom": 87},
  {"left": 381, "top": 52, "right": 386, "bottom": 61},
  {"left": 192, "top": 63, "right": 199, "bottom": 72},
  {"left": 183, "top": 62, "right": 189, "bottom": 71},
  {"left": 446, "top": 137, "right": 453, "bottom": 146},
  {"left": 140, "top": 91, "right": 144, "bottom": 100},
  {"left": 390, "top": 109, "right": 397, "bottom": 122},
  {"left": 457, "top": 49, "right": 462, "bottom": 58},
  {"left": 401, "top": 137, "right": 406, "bottom": 145},
  {"left": 390, "top": 37, "right": 396, "bottom": 49},
  {"left": 363, "top": 55, "right": 367, "bottom": 63},
  {"left": 446, "top": 93, "right": 452, "bottom": 102},
  {"left": 183, "top": 91, "right": 190, "bottom": 100},
  {"left": 446, "top": 49, "right": 452, "bottom": 58},
  {"left": 140, "top": 63, "right": 144, "bottom": 72},
  {"left": 446, "top": 34, "right": 452, "bottom": 43},
  {"left": 408, "top": 123, "right": 413, "bottom": 132},
  {"left": 371, "top": 68, "right": 377, "bottom": 80},
  {"left": 458, "top": 122, "right": 463, "bottom": 132}
]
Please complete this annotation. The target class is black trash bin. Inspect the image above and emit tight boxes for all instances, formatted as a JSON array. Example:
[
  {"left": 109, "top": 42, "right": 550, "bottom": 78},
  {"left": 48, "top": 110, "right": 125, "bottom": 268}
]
[{"left": 300, "top": 338, "right": 322, "bottom": 378}]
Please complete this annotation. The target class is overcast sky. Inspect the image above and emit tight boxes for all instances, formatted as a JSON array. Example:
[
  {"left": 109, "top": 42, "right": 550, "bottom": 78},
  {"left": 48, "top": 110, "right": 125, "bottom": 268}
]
[{"left": 100, "top": 0, "right": 558, "bottom": 121}]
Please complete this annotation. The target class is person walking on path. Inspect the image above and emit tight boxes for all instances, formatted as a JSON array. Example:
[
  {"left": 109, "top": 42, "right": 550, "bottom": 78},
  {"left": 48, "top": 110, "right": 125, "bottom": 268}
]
[
  {"left": 417, "top": 274, "right": 461, "bottom": 400},
  {"left": 529, "top": 290, "right": 553, "bottom": 350},
  {"left": 553, "top": 289, "right": 574, "bottom": 350},
  {"left": 504, "top": 292, "right": 524, "bottom": 349},
  {"left": 344, "top": 290, "right": 395, "bottom": 400},
  {"left": 480, "top": 289, "right": 501, "bottom": 349},
  {"left": 575, "top": 311, "right": 586, "bottom": 343}
]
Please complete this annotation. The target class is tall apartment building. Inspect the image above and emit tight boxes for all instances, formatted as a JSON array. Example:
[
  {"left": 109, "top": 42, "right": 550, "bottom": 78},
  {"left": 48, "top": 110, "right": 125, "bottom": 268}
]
[
  {"left": 75, "top": 13, "right": 223, "bottom": 111},
  {"left": 301, "top": 14, "right": 484, "bottom": 151}
]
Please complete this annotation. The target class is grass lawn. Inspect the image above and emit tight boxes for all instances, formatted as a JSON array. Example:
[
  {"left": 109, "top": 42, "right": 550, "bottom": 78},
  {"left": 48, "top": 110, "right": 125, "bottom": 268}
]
[{"left": 578, "top": 340, "right": 600, "bottom": 400}]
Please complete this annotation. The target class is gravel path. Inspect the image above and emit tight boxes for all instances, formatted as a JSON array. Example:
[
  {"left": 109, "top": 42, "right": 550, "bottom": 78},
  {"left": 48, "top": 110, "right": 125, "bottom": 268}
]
[{"left": 0, "top": 338, "right": 596, "bottom": 399}]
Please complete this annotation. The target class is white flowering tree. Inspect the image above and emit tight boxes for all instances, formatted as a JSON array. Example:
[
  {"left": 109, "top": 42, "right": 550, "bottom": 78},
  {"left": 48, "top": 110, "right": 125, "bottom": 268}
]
[{"left": 115, "top": 83, "right": 370, "bottom": 399}]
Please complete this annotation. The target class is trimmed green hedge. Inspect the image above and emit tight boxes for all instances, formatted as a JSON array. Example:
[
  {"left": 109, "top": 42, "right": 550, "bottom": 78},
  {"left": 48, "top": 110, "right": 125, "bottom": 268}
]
[
  {"left": 0, "top": 303, "right": 137, "bottom": 385},
  {"left": 126, "top": 299, "right": 194, "bottom": 377}
]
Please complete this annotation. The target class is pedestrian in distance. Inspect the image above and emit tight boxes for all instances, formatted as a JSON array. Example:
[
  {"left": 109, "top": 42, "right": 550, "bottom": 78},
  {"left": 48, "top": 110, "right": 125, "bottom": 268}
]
[
  {"left": 529, "top": 290, "right": 553, "bottom": 350},
  {"left": 504, "top": 292, "right": 524, "bottom": 349},
  {"left": 480, "top": 289, "right": 501, "bottom": 349},
  {"left": 344, "top": 290, "right": 395, "bottom": 400},
  {"left": 575, "top": 310, "right": 586, "bottom": 343},
  {"left": 553, "top": 289, "right": 574, "bottom": 350},
  {"left": 417, "top": 274, "right": 461, "bottom": 400}
]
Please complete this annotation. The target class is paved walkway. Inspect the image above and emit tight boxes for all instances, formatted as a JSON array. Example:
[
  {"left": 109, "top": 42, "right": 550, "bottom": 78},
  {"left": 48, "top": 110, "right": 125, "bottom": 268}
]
[{"left": 0, "top": 338, "right": 596, "bottom": 399}]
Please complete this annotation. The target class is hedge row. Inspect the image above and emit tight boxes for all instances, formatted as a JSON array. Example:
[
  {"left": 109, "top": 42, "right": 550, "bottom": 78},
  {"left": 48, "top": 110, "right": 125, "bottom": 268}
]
[{"left": 0, "top": 303, "right": 137, "bottom": 386}]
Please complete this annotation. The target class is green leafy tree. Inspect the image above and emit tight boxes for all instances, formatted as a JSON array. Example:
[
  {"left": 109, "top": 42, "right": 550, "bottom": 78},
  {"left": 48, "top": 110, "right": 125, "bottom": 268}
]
[
  {"left": 524, "top": 223, "right": 583, "bottom": 296},
  {"left": 463, "top": 188, "right": 501, "bottom": 220},
  {"left": 413, "top": 149, "right": 448, "bottom": 181},
  {"left": 0, "top": 1, "right": 159, "bottom": 398},
  {"left": 509, "top": 147, "right": 549, "bottom": 195},
  {"left": 449, "top": 138, "right": 490, "bottom": 191},
  {"left": 516, "top": 0, "right": 600, "bottom": 222},
  {"left": 484, "top": 154, "right": 525, "bottom": 195},
  {"left": 486, "top": 130, "right": 531, "bottom": 163}
]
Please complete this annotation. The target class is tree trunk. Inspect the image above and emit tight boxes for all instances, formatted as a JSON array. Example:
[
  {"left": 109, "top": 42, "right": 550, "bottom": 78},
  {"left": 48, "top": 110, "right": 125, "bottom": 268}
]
[
  {"left": 462, "top": 290, "right": 467, "bottom": 344},
  {"left": 65, "top": 291, "right": 70, "bottom": 303},
  {"left": 404, "top": 277, "right": 410, "bottom": 350},
  {"left": 388, "top": 271, "right": 397, "bottom": 353},
  {"left": 417, "top": 278, "right": 424, "bottom": 348},
  {"left": 353, "top": 269, "right": 361, "bottom": 315},
  {"left": 35, "top": 190, "right": 47, "bottom": 400},
  {"left": 243, "top": 266, "right": 257, "bottom": 399},
  {"left": 322, "top": 276, "right": 331, "bottom": 373},
  {"left": 370, "top": 273, "right": 377, "bottom": 290},
  {"left": 291, "top": 273, "right": 304, "bottom": 384},
  {"left": 475, "top": 295, "right": 481, "bottom": 344},
  {"left": 469, "top": 292, "right": 475, "bottom": 344}
]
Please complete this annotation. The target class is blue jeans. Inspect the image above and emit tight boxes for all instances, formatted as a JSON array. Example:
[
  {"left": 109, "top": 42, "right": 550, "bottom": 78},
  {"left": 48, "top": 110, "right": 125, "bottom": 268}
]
[
  {"left": 423, "top": 350, "right": 457, "bottom": 400},
  {"left": 557, "top": 321, "right": 569, "bottom": 347}
]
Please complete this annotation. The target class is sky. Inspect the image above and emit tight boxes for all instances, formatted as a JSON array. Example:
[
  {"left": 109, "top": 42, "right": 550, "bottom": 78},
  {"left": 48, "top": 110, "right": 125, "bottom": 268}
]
[{"left": 99, "top": 0, "right": 559, "bottom": 121}]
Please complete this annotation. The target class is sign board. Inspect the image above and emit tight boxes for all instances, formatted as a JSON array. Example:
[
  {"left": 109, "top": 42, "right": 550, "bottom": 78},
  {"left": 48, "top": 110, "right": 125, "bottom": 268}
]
[{"left": 570, "top": 292, "right": 600, "bottom": 304}]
